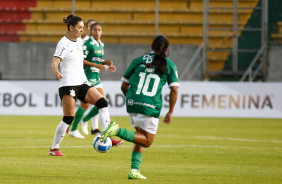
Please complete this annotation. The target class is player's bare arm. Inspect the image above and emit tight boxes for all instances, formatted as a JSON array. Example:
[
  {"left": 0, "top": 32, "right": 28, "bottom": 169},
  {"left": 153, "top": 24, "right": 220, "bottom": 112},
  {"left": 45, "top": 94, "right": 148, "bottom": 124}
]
[
  {"left": 121, "top": 81, "right": 130, "bottom": 96},
  {"left": 83, "top": 59, "right": 107, "bottom": 71},
  {"left": 163, "top": 86, "right": 178, "bottom": 124},
  {"left": 51, "top": 57, "right": 63, "bottom": 79}
]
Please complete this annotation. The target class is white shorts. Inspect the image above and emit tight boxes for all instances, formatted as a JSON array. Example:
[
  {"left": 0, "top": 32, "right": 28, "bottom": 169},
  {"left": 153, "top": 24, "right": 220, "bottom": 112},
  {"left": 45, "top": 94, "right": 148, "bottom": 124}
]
[
  {"left": 94, "top": 83, "right": 103, "bottom": 88},
  {"left": 128, "top": 113, "right": 159, "bottom": 134}
]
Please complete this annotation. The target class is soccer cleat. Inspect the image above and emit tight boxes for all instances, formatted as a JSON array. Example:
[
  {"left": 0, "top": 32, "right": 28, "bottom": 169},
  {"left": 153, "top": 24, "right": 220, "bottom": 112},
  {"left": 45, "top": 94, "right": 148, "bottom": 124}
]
[
  {"left": 69, "top": 130, "right": 85, "bottom": 138},
  {"left": 91, "top": 129, "right": 101, "bottom": 135},
  {"left": 81, "top": 121, "right": 88, "bottom": 135},
  {"left": 111, "top": 138, "right": 123, "bottom": 147},
  {"left": 49, "top": 148, "right": 64, "bottom": 156},
  {"left": 128, "top": 170, "right": 147, "bottom": 180},
  {"left": 100, "top": 121, "right": 119, "bottom": 142}
]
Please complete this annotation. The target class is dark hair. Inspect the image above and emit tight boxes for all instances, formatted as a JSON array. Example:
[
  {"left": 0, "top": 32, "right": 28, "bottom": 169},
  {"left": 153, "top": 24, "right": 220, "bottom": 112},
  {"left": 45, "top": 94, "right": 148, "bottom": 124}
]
[
  {"left": 86, "top": 19, "right": 96, "bottom": 26},
  {"left": 90, "top": 22, "right": 102, "bottom": 31},
  {"left": 63, "top": 15, "right": 83, "bottom": 31},
  {"left": 146, "top": 35, "right": 169, "bottom": 75}
]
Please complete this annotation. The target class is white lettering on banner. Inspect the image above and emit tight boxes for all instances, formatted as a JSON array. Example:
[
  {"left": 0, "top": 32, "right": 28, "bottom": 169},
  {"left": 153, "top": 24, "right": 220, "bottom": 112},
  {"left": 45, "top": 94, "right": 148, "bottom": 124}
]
[
  {"left": 179, "top": 94, "right": 273, "bottom": 109},
  {"left": 0, "top": 81, "right": 281, "bottom": 118}
]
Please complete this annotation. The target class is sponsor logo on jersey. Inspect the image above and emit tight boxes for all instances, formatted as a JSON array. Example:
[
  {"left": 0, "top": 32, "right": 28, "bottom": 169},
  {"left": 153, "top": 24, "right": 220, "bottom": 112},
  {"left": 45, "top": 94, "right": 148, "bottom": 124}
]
[
  {"left": 143, "top": 54, "right": 153, "bottom": 63},
  {"left": 90, "top": 67, "right": 100, "bottom": 72},
  {"left": 92, "top": 57, "right": 102, "bottom": 62},
  {"left": 128, "top": 99, "right": 134, "bottom": 105},
  {"left": 128, "top": 99, "right": 156, "bottom": 109}
]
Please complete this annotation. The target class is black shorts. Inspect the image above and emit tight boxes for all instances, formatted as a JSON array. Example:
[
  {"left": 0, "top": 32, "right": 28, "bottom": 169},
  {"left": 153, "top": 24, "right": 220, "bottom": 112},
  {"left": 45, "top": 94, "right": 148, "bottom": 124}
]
[{"left": 59, "top": 83, "right": 93, "bottom": 103}]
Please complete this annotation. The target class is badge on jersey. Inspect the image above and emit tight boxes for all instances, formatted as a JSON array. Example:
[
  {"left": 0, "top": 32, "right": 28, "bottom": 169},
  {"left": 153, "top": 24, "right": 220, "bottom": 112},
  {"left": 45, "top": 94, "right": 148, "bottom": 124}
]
[{"left": 70, "top": 89, "right": 76, "bottom": 97}]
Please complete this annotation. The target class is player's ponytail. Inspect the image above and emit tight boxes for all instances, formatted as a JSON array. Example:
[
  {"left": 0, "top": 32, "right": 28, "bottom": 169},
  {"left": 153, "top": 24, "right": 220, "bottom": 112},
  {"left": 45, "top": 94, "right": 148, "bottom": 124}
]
[
  {"left": 146, "top": 35, "right": 169, "bottom": 75},
  {"left": 63, "top": 14, "right": 82, "bottom": 31}
]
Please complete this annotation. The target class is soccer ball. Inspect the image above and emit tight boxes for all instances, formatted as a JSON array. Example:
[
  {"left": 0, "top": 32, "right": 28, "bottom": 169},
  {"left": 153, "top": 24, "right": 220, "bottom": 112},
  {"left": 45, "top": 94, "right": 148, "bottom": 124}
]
[{"left": 93, "top": 135, "right": 112, "bottom": 153}]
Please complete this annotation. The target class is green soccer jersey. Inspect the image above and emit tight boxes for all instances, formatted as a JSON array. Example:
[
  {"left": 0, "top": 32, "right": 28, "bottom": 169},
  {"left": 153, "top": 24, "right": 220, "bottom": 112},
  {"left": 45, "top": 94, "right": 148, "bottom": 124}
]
[
  {"left": 122, "top": 52, "right": 179, "bottom": 118},
  {"left": 82, "top": 36, "right": 104, "bottom": 86}
]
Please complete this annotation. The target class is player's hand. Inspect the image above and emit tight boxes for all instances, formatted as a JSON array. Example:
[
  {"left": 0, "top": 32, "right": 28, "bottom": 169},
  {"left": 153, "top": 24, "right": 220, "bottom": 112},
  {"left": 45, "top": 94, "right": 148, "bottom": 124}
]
[
  {"left": 55, "top": 73, "right": 63, "bottom": 80},
  {"left": 163, "top": 112, "right": 172, "bottom": 124},
  {"left": 109, "top": 66, "right": 116, "bottom": 72},
  {"left": 98, "top": 65, "right": 107, "bottom": 71},
  {"left": 105, "top": 59, "right": 113, "bottom": 66}
]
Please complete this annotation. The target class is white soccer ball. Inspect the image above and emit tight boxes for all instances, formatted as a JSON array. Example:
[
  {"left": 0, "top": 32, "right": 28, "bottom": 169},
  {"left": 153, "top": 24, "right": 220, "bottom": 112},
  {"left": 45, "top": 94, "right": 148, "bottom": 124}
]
[{"left": 93, "top": 135, "right": 112, "bottom": 153}]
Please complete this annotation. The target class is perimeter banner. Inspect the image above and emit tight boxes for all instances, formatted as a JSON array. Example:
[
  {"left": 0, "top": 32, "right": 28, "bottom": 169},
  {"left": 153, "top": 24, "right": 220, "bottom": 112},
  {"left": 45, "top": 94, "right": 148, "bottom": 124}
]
[{"left": 0, "top": 81, "right": 281, "bottom": 118}]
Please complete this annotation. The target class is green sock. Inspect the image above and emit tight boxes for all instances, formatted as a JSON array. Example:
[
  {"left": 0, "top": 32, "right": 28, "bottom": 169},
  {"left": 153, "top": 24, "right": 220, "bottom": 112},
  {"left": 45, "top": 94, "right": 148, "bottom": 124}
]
[
  {"left": 117, "top": 128, "right": 135, "bottom": 142},
  {"left": 71, "top": 107, "right": 85, "bottom": 131},
  {"left": 82, "top": 106, "right": 99, "bottom": 122},
  {"left": 131, "top": 151, "right": 143, "bottom": 170}
]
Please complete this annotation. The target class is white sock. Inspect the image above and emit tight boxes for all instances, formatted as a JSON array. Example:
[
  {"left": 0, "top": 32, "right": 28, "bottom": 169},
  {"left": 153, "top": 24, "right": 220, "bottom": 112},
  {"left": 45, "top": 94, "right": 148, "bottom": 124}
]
[
  {"left": 131, "top": 169, "right": 138, "bottom": 172},
  {"left": 91, "top": 114, "right": 99, "bottom": 130},
  {"left": 99, "top": 107, "right": 110, "bottom": 131},
  {"left": 51, "top": 121, "right": 69, "bottom": 149}
]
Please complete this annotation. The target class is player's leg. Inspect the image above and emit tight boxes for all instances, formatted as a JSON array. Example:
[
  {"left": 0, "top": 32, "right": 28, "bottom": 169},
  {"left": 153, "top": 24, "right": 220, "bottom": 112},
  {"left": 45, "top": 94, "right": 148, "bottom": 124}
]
[
  {"left": 128, "top": 127, "right": 148, "bottom": 179},
  {"left": 69, "top": 101, "right": 89, "bottom": 137},
  {"left": 49, "top": 95, "right": 76, "bottom": 156},
  {"left": 101, "top": 114, "right": 156, "bottom": 147},
  {"left": 90, "top": 87, "right": 105, "bottom": 134},
  {"left": 84, "top": 86, "right": 110, "bottom": 128},
  {"left": 91, "top": 114, "right": 100, "bottom": 135},
  {"left": 82, "top": 86, "right": 104, "bottom": 131},
  {"left": 84, "top": 86, "right": 123, "bottom": 145},
  {"left": 101, "top": 121, "right": 155, "bottom": 147}
]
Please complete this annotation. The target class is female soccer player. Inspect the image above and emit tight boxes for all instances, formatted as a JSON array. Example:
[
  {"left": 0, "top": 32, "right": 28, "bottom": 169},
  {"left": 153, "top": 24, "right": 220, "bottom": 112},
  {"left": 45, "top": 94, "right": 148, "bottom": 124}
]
[
  {"left": 100, "top": 35, "right": 179, "bottom": 179},
  {"left": 69, "top": 23, "right": 123, "bottom": 146},
  {"left": 49, "top": 15, "right": 112, "bottom": 156},
  {"left": 82, "top": 19, "right": 96, "bottom": 43}
]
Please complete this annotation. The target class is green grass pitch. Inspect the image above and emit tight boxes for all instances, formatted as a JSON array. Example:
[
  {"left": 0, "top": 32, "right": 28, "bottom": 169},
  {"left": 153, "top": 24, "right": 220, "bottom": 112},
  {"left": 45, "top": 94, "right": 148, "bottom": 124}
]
[{"left": 0, "top": 116, "right": 281, "bottom": 184}]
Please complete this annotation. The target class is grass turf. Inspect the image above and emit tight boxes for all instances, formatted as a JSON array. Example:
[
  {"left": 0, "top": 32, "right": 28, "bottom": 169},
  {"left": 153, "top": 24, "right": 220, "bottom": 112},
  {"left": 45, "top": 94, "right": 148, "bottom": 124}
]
[{"left": 0, "top": 116, "right": 281, "bottom": 184}]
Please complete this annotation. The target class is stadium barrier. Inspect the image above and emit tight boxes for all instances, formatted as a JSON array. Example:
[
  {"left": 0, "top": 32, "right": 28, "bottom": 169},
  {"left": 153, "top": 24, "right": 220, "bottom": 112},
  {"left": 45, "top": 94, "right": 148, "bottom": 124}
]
[{"left": 0, "top": 81, "right": 281, "bottom": 118}]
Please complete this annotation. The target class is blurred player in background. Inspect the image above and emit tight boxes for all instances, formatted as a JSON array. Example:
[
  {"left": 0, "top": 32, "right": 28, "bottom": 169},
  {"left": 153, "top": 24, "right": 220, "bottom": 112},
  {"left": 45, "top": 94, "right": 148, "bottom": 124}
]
[
  {"left": 69, "top": 23, "right": 123, "bottom": 146},
  {"left": 100, "top": 35, "right": 179, "bottom": 179},
  {"left": 82, "top": 19, "right": 96, "bottom": 43},
  {"left": 49, "top": 15, "right": 113, "bottom": 156}
]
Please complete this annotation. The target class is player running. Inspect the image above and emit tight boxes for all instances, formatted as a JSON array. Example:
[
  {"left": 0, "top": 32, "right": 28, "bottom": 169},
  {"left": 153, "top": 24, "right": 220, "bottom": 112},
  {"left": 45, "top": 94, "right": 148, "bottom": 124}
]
[{"left": 100, "top": 35, "right": 179, "bottom": 179}]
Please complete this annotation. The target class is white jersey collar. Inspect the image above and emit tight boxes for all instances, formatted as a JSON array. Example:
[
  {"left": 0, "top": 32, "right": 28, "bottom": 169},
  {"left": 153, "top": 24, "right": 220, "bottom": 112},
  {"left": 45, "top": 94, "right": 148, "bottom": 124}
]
[{"left": 90, "top": 36, "right": 103, "bottom": 46}]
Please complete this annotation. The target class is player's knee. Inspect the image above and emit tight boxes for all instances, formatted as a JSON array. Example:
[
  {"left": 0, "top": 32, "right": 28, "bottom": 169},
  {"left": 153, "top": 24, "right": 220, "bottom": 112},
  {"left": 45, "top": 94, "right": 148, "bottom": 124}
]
[
  {"left": 81, "top": 102, "right": 89, "bottom": 109},
  {"left": 95, "top": 98, "right": 108, "bottom": 109},
  {"left": 143, "top": 140, "right": 153, "bottom": 148},
  {"left": 63, "top": 116, "right": 74, "bottom": 125}
]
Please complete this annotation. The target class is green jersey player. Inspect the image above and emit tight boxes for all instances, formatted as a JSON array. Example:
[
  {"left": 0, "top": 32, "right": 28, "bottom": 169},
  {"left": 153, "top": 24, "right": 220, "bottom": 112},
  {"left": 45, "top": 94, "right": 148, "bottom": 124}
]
[{"left": 101, "top": 35, "right": 179, "bottom": 179}]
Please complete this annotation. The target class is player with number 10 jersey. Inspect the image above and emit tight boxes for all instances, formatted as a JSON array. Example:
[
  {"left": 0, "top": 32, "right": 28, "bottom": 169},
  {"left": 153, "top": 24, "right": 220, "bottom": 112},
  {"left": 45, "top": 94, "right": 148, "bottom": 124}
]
[{"left": 122, "top": 52, "right": 179, "bottom": 118}]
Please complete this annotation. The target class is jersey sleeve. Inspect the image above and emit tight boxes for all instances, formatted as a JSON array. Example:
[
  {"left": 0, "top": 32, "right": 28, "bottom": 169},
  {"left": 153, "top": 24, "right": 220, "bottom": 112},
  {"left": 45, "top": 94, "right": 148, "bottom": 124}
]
[
  {"left": 121, "top": 58, "right": 139, "bottom": 83},
  {"left": 167, "top": 60, "right": 180, "bottom": 88},
  {"left": 82, "top": 41, "right": 92, "bottom": 61},
  {"left": 53, "top": 39, "right": 66, "bottom": 60}
]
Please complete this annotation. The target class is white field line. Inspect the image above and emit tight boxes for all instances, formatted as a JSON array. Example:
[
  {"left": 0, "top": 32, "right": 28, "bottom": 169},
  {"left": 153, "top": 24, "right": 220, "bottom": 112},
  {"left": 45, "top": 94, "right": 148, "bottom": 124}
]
[{"left": 195, "top": 136, "right": 282, "bottom": 143}]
